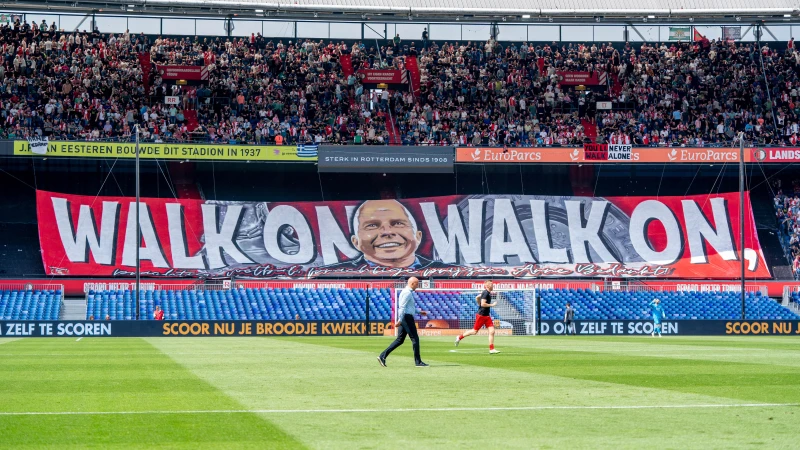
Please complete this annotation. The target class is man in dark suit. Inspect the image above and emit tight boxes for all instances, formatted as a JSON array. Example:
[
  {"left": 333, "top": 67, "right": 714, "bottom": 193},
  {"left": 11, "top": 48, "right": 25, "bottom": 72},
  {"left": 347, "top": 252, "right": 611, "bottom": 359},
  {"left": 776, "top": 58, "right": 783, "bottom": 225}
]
[{"left": 323, "top": 199, "right": 443, "bottom": 270}]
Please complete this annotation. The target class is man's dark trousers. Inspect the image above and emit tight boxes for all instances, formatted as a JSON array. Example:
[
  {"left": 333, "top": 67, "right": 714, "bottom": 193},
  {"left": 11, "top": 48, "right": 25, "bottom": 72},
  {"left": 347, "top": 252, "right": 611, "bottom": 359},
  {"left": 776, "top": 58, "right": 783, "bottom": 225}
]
[{"left": 381, "top": 314, "right": 421, "bottom": 364}]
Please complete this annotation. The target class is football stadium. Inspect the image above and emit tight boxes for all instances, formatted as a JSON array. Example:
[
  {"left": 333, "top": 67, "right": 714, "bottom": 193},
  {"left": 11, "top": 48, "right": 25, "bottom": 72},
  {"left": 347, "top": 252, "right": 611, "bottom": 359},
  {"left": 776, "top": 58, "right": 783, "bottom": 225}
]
[{"left": 2, "top": 0, "right": 800, "bottom": 447}]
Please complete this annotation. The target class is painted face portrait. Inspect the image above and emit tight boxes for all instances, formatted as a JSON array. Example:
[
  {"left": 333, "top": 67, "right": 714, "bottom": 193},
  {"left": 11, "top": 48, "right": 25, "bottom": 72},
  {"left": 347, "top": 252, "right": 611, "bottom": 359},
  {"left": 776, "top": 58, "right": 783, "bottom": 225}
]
[{"left": 351, "top": 200, "right": 423, "bottom": 268}]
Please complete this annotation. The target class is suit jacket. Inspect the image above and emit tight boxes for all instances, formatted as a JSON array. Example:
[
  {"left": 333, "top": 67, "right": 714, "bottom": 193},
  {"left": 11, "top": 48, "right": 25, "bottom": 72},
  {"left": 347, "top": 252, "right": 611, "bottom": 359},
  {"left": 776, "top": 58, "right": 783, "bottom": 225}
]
[{"left": 321, "top": 254, "right": 445, "bottom": 271}]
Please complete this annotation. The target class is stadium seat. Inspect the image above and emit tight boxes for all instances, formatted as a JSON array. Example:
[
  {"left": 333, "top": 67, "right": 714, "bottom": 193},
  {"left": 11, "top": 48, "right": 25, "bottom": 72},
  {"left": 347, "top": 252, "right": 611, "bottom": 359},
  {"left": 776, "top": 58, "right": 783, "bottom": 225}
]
[
  {"left": 539, "top": 290, "right": 800, "bottom": 321},
  {"left": 87, "top": 287, "right": 391, "bottom": 321},
  {"left": 84, "top": 287, "right": 800, "bottom": 321},
  {"left": 0, "top": 289, "right": 62, "bottom": 320}
]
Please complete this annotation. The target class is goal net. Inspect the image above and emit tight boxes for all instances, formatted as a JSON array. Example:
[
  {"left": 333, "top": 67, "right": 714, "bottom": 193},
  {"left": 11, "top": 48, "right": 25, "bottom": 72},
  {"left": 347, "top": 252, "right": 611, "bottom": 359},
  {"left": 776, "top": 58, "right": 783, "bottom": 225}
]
[{"left": 393, "top": 289, "right": 537, "bottom": 336}]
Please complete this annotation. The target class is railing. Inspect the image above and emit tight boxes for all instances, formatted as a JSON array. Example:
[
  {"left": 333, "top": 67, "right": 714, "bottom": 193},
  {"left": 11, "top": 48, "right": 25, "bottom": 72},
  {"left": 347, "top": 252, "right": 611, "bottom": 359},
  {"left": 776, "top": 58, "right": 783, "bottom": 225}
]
[
  {"left": 234, "top": 280, "right": 396, "bottom": 290},
  {"left": 83, "top": 281, "right": 215, "bottom": 293},
  {"left": 0, "top": 284, "right": 65, "bottom": 305},
  {"left": 0, "top": 283, "right": 64, "bottom": 292},
  {"left": 616, "top": 281, "right": 767, "bottom": 295},
  {"left": 148, "top": 283, "right": 230, "bottom": 292},
  {"left": 782, "top": 285, "right": 800, "bottom": 306},
  {"left": 432, "top": 280, "right": 598, "bottom": 292},
  {"left": 0, "top": 284, "right": 66, "bottom": 313}
]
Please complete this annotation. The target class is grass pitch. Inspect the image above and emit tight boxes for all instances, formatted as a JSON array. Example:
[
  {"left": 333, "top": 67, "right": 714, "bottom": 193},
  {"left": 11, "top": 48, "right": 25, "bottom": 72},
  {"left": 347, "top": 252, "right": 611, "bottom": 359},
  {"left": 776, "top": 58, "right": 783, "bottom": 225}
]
[{"left": 1, "top": 335, "right": 799, "bottom": 449}]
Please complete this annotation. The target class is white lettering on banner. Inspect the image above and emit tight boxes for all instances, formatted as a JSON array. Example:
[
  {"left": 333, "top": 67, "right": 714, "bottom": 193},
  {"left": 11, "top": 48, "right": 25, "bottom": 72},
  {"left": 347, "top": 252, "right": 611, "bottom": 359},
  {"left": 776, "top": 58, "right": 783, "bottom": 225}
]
[
  {"left": 580, "top": 322, "right": 608, "bottom": 334},
  {"left": 768, "top": 150, "right": 800, "bottom": 160},
  {"left": 165, "top": 204, "right": 205, "bottom": 269},
  {"left": 56, "top": 323, "right": 112, "bottom": 336},
  {"left": 263, "top": 205, "right": 315, "bottom": 264},
  {"left": 469, "top": 282, "right": 552, "bottom": 290},
  {"left": 52, "top": 198, "right": 119, "bottom": 265},
  {"left": 28, "top": 136, "right": 49, "bottom": 155},
  {"left": 121, "top": 203, "right": 169, "bottom": 268},
  {"left": 39, "top": 193, "right": 767, "bottom": 277},
  {"left": 565, "top": 201, "right": 618, "bottom": 263},
  {"left": 675, "top": 284, "right": 743, "bottom": 292},
  {"left": 479, "top": 148, "right": 541, "bottom": 162},
  {"left": 489, "top": 199, "right": 535, "bottom": 263},
  {"left": 530, "top": 200, "right": 569, "bottom": 263},
  {"left": 290, "top": 283, "right": 346, "bottom": 289},
  {"left": 84, "top": 282, "right": 156, "bottom": 293},
  {"left": 679, "top": 149, "right": 738, "bottom": 162},
  {"left": 545, "top": 321, "right": 680, "bottom": 335},
  {"left": 201, "top": 204, "right": 254, "bottom": 269},
  {"left": 682, "top": 198, "right": 737, "bottom": 264},
  {"left": 315, "top": 206, "right": 360, "bottom": 265},
  {"left": 324, "top": 156, "right": 449, "bottom": 164},
  {"left": 628, "top": 322, "right": 679, "bottom": 335},
  {"left": 629, "top": 200, "right": 683, "bottom": 264},
  {"left": 421, "top": 200, "right": 484, "bottom": 264},
  {"left": 4, "top": 323, "right": 35, "bottom": 336},
  {"left": 607, "top": 144, "right": 632, "bottom": 161}
]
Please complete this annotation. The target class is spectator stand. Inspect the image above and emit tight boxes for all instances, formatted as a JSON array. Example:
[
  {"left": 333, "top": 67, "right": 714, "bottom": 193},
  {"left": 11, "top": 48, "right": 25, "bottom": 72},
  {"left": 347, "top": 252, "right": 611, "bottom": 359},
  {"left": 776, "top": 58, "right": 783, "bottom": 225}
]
[
  {"left": 3, "top": 15, "right": 799, "bottom": 148},
  {"left": 772, "top": 180, "right": 800, "bottom": 277},
  {"left": 0, "top": 283, "right": 64, "bottom": 320},
  {"left": 85, "top": 282, "right": 226, "bottom": 320}
]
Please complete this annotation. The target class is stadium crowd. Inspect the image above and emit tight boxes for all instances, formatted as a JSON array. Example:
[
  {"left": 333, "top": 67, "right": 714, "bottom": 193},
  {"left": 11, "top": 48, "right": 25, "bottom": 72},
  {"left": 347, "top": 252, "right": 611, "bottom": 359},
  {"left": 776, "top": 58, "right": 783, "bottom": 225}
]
[
  {"left": 774, "top": 180, "right": 800, "bottom": 278},
  {"left": 1, "top": 17, "right": 800, "bottom": 147}
]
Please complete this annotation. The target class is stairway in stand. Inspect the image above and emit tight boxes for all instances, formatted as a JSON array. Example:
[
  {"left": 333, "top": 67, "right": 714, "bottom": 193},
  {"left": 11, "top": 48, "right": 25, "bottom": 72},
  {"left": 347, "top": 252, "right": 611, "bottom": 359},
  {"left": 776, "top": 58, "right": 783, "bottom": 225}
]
[
  {"left": 581, "top": 119, "right": 598, "bottom": 143},
  {"left": 609, "top": 73, "right": 623, "bottom": 98},
  {"left": 60, "top": 299, "right": 87, "bottom": 320},
  {"left": 340, "top": 54, "right": 354, "bottom": 78},
  {"left": 183, "top": 109, "right": 199, "bottom": 131},
  {"left": 169, "top": 162, "right": 203, "bottom": 199},
  {"left": 371, "top": 174, "right": 397, "bottom": 199},
  {"left": 340, "top": 54, "right": 358, "bottom": 110},
  {"left": 404, "top": 56, "right": 422, "bottom": 97},
  {"left": 569, "top": 165, "right": 595, "bottom": 197},
  {"left": 386, "top": 107, "right": 402, "bottom": 145}
]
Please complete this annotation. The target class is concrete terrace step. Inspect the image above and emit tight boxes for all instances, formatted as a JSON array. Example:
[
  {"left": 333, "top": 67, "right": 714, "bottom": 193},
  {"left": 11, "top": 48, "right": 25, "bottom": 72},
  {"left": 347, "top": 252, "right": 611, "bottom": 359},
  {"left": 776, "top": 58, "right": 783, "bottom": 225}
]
[{"left": 61, "top": 299, "right": 87, "bottom": 320}]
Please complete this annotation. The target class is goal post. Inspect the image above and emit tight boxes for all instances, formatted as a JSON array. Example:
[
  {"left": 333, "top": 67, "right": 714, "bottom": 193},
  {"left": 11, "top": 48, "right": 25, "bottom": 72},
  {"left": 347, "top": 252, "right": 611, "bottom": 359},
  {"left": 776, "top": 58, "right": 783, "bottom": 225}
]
[{"left": 393, "top": 289, "right": 537, "bottom": 336}]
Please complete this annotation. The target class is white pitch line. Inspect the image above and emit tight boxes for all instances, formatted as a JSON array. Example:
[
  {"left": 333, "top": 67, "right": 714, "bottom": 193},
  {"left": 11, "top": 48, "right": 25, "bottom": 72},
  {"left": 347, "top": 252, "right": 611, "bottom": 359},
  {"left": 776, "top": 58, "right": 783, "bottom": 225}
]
[
  {"left": 76, "top": 338, "right": 82, "bottom": 342},
  {"left": 0, "top": 403, "right": 796, "bottom": 416}
]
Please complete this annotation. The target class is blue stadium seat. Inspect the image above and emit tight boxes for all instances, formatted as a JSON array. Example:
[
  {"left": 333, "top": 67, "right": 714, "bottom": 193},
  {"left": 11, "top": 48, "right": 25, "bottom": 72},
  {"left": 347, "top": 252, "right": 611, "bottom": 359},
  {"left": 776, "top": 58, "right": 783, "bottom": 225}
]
[
  {"left": 88, "top": 287, "right": 389, "bottom": 321},
  {"left": 539, "top": 290, "right": 800, "bottom": 320},
  {"left": 84, "top": 287, "right": 800, "bottom": 321},
  {"left": 0, "top": 289, "right": 62, "bottom": 320}
]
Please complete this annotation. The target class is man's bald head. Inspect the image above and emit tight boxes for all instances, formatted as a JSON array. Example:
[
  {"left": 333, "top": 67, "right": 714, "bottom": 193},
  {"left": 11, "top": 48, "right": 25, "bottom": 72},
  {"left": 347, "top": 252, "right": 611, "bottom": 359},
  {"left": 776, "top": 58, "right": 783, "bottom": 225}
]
[
  {"left": 350, "top": 200, "right": 423, "bottom": 268},
  {"left": 352, "top": 200, "right": 418, "bottom": 236}
]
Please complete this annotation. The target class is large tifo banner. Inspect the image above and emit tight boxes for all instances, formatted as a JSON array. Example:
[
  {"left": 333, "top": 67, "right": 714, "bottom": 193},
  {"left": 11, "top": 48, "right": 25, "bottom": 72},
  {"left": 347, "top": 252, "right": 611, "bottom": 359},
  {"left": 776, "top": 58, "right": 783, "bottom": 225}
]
[{"left": 36, "top": 191, "right": 769, "bottom": 279}]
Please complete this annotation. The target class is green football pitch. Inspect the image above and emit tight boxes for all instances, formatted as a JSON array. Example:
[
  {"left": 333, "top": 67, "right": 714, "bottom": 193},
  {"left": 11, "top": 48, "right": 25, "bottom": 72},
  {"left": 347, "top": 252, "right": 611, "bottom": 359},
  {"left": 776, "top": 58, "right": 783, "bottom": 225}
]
[{"left": 1, "top": 335, "right": 799, "bottom": 449}]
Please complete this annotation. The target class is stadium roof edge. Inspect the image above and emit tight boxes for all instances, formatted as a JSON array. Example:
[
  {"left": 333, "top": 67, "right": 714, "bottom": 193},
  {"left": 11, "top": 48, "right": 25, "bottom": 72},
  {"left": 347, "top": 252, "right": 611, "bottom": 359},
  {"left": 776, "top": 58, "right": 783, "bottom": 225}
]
[
  {"left": 9, "top": 0, "right": 800, "bottom": 20},
  {"left": 110, "top": 1, "right": 800, "bottom": 16}
]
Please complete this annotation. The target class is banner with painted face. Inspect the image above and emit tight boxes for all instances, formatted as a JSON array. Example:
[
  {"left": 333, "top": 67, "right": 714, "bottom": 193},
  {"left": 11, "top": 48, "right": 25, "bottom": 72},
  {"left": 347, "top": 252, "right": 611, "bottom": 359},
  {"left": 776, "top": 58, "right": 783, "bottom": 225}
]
[{"left": 35, "top": 190, "right": 770, "bottom": 279}]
